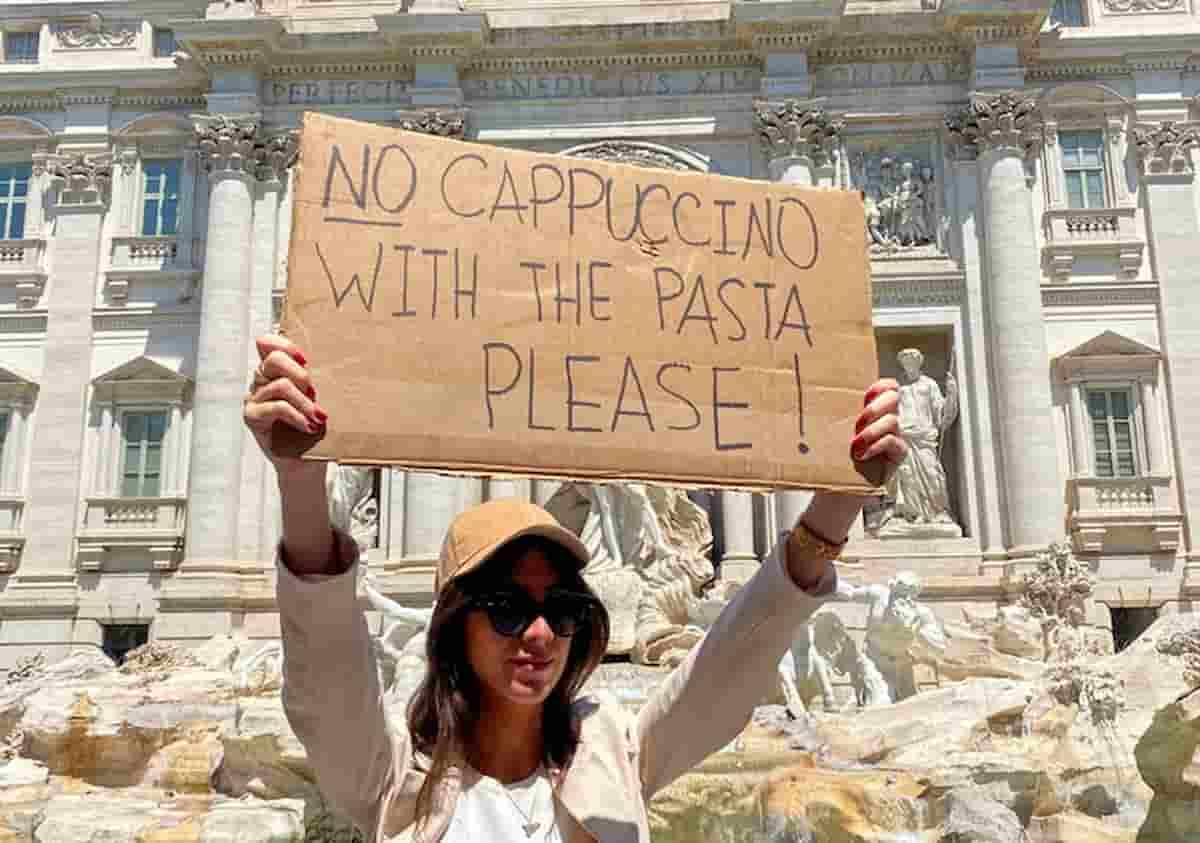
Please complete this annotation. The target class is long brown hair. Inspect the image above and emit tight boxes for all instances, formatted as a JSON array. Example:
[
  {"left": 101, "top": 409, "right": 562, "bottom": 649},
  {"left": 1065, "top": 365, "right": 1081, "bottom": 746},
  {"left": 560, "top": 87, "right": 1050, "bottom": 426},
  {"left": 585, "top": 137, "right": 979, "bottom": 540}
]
[{"left": 406, "top": 536, "right": 610, "bottom": 829}]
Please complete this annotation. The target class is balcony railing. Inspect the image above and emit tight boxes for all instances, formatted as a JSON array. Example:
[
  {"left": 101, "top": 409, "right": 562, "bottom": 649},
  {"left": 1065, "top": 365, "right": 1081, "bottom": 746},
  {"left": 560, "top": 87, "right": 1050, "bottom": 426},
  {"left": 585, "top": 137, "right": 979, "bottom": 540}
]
[
  {"left": 0, "top": 496, "right": 24, "bottom": 572},
  {"left": 1067, "top": 475, "right": 1181, "bottom": 554},
  {"left": 105, "top": 236, "right": 200, "bottom": 305},
  {"left": 0, "top": 239, "right": 48, "bottom": 308},
  {"left": 76, "top": 496, "right": 187, "bottom": 571},
  {"left": 1042, "top": 207, "right": 1144, "bottom": 281}
]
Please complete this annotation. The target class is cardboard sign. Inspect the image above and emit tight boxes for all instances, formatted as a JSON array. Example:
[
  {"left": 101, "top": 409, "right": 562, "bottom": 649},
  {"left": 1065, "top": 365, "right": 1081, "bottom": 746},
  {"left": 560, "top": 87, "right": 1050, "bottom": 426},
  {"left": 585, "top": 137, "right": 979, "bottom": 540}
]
[{"left": 278, "top": 113, "right": 882, "bottom": 492}]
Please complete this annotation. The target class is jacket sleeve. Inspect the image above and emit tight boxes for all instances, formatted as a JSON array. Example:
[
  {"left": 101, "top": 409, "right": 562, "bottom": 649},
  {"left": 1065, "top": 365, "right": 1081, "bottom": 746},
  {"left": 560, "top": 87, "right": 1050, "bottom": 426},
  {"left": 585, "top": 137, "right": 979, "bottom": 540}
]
[
  {"left": 634, "top": 536, "right": 836, "bottom": 798},
  {"left": 276, "top": 529, "right": 410, "bottom": 839}
]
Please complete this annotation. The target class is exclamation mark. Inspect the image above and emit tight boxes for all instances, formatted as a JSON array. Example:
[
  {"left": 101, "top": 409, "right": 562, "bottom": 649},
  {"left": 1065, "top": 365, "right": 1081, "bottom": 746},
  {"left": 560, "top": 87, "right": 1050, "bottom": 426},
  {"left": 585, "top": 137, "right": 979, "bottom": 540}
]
[{"left": 793, "top": 352, "right": 809, "bottom": 454}]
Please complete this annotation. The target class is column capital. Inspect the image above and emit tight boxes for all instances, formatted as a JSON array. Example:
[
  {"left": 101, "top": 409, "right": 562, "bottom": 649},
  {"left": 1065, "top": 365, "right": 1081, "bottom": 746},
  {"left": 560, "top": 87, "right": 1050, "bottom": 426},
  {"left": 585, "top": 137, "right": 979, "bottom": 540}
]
[
  {"left": 194, "top": 114, "right": 260, "bottom": 178},
  {"left": 193, "top": 115, "right": 298, "bottom": 183},
  {"left": 1130, "top": 121, "right": 1199, "bottom": 179},
  {"left": 753, "top": 99, "right": 843, "bottom": 167},
  {"left": 945, "top": 92, "right": 1043, "bottom": 159},
  {"left": 394, "top": 108, "right": 467, "bottom": 139},
  {"left": 46, "top": 152, "right": 113, "bottom": 209}
]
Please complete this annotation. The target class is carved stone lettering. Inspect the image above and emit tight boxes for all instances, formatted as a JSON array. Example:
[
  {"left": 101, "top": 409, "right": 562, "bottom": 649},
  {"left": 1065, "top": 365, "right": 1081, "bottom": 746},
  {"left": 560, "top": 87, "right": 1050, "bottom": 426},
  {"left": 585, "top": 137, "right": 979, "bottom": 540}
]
[
  {"left": 815, "top": 61, "right": 967, "bottom": 90},
  {"left": 463, "top": 68, "right": 760, "bottom": 101},
  {"left": 264, "top": 80, "right": 411, "bottom": 107}
]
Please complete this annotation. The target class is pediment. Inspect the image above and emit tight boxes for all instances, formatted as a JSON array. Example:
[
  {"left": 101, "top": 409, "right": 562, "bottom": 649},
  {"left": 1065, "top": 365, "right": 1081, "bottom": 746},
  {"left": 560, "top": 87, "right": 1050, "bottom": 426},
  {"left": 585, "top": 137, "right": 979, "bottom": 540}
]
[
  {"left": 94, "top": 355, "right": 190, "bottom": 384},
  {"left": 0, "top": 364, "right": 38, "bottom": 406},
  {"left": 1057, "top": 330, "right": 1159, "bottom": 360}
]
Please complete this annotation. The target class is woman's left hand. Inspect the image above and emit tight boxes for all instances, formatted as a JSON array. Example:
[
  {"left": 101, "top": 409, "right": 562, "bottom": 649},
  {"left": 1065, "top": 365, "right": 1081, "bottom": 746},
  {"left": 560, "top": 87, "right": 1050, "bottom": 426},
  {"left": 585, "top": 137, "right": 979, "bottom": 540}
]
[{"left": 786, "top": 379, "right": 907, "bottom": 587}]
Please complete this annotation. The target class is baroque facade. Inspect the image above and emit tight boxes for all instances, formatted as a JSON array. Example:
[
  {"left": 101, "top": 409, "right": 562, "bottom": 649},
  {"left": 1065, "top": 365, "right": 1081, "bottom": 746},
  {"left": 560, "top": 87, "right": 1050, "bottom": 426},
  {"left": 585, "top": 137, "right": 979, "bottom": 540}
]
[{"left": 0, "top": 0, "right": 1197, "bottom": 666}]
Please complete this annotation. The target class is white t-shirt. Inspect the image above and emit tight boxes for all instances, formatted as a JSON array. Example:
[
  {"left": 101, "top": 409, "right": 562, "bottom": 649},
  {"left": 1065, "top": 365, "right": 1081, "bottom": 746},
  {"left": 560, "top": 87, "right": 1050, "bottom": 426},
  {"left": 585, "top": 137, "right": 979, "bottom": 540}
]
[{"left": 442, "top": 765, "right": 563, "bottom": 843}]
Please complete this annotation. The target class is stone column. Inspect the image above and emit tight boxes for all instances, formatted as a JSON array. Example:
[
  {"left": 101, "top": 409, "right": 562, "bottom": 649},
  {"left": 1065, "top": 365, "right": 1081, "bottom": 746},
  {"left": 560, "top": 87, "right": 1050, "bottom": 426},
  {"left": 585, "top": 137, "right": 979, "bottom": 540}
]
[
  {"left": 1068, "top": 383, "right": 1090, "bottom": 477},
  {"left": 1131, "top": 121, "right": 1200, "bottom": 559},
  {"left": 946, "top": 94, "right": 1062, "bottom": 556},
  {"left": 753, "top": 100, "right": 842, "bottom": 536},
  {"left": 183, "top": 116, "right": 259, "bottom": 568},
  {"left": 1140, "top": 377, "right": 1167, "bottom": 477},
  {"left": 18, "top": 154, "right": 112, "bottom": 590},
  {"left": 719, "top": 491, "right": 758, "bottom": 582}
]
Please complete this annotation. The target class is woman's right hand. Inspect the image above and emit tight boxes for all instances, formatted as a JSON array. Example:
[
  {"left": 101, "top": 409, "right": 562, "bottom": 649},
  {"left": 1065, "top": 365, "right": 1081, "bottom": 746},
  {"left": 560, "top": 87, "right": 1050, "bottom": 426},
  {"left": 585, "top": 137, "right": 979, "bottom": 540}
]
[{"left": 243, "top": 334, "right": 328, "bottom": 481}]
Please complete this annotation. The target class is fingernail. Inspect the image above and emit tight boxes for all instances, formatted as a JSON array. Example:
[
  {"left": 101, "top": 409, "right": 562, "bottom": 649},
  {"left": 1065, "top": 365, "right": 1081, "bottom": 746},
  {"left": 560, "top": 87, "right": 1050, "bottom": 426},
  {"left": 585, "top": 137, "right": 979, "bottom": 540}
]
[
  {"left": 292, "top": 350, "right": 308, "bottom": 367},
  {"left": 306, "top": 420, "right": 319, "bottom": 434},
  {"left": 854, "top": 415, "right": 868, "bottom": 434},
  {"left": 852, "top": 445, "right": 867, "bottom": 461},
  {"left": 305, "top": 385, "right": 316, "bottom": 400},
  {"left": 313, "top": 407, "right": 328, "bottom": 422}
]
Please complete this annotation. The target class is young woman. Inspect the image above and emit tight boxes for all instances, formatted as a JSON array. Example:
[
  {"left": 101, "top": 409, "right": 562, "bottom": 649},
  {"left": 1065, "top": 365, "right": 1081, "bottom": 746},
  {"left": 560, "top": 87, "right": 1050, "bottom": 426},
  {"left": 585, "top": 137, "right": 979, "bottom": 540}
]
[{"left": 244, "top": 333, "right": 905, "bottom": 843}]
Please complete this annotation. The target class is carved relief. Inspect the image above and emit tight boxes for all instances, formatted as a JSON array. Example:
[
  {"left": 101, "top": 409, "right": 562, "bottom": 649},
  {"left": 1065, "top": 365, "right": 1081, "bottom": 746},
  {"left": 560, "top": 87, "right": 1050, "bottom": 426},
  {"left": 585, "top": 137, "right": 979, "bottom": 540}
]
[
  {"left": 560, "top": 141, "right": 706, "bottom": 172},
  {"left": 194, "top": 116, "right": 298, "bottom": 183},
  {"left": 754, "top": 100, "right": 844, "bottom": 166},
  {"left": 849, "top": 140, "right": 943, "bottom": 254},
  {"left": 54, "top": 14, "right": 136, "bottom": 49}
]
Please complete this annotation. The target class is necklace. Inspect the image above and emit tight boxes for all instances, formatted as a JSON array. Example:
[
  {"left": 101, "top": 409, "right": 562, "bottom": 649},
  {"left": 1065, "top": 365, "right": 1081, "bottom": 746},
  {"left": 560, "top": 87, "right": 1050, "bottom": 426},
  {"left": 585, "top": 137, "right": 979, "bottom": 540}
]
[{"left": 496, "top": 768, "right": 545, "bottom": 837}]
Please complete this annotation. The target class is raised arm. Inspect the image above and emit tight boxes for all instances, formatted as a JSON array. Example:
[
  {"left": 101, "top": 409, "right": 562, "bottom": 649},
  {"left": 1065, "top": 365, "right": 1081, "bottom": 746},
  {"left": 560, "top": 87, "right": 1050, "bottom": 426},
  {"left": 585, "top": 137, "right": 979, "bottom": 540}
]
[
  {"left": 246, "top": 335, "right": 406, "bottom": 838},
  {"left": 634, "top": 381, "right": 904, "bottom": 798}
]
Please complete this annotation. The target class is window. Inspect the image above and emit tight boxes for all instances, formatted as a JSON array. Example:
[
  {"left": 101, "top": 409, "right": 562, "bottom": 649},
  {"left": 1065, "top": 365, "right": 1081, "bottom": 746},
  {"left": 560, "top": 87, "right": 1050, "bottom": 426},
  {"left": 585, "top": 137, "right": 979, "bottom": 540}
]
[
  {"left": 120, "top": 410, "right": 167, "bottom": 497},
  {"left": 102, "top": 624, "right": 149, "bottom": 666},
  {"left": 152, "top": 28, "right": 176, "bottom": 58},
  {"left": 1088, "top": 388, "right": 1137, "bottom": 478},
  {"left": 1049, "top": 0, "right": 1085, "bottom": 26},
  {"left": 1061, "top": 130, "right": 1106, "bottom": 209},
  {"left": 3, "top": 31, "right": 39, "bottom": 64},
  {"left": 141, "top": 160, "right": 180, "bottom": 237},
  {"left": 0, "top": 411, "right": 9, "bottom": 473},
  {"left": 0, "top": 163, "right": 30, "bottom": 240}
]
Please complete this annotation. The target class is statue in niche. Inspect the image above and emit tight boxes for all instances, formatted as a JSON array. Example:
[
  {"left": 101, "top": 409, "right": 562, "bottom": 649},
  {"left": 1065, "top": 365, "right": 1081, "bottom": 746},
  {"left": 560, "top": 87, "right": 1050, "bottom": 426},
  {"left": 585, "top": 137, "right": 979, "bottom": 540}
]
[
  {"left": 835, "top": 572, "right": 947, "bottom": 705},
  {"left": 853, "top": 153, "right": 940, "bottom": 254},
  {"left": 326, "top": 464, "right": 380, "bottom": 557},
  {"left": 545, "top": 483, "right": 719, "bottom": 665},
  {"left": 869, "top": 348, "right": 962, "bottom": 539}
]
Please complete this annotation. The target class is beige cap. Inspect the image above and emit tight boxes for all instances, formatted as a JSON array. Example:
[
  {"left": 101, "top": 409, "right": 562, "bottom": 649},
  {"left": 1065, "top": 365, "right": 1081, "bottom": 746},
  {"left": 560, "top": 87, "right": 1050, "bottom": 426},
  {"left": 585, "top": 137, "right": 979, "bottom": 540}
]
[{"left": 435, "top": 498, "right": 590, "bottom": 594}]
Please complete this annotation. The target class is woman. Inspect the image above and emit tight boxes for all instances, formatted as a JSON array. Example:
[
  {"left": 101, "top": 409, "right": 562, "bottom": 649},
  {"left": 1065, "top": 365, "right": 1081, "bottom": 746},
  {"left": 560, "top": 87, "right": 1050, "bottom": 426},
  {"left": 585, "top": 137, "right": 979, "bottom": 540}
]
[{"left": 244, "top": 334, "right": 905, "bottom": 843}]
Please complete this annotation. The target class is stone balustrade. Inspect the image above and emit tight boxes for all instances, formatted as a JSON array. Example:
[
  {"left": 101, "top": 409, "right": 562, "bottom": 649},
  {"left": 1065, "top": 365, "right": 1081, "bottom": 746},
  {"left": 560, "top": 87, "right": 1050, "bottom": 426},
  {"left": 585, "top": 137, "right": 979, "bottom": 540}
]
[
  {"left": 0, "top": 238, "right": 47, "bottom": 308},
  {"left": 1067, "top": 475, "right": 1181, "bottom": 554},
  {"left": 1042, "top": 206, "right": 1144, "bottom": 280},
  {"left": 76, "top": 496, "right": 188, "bottom": 572}
]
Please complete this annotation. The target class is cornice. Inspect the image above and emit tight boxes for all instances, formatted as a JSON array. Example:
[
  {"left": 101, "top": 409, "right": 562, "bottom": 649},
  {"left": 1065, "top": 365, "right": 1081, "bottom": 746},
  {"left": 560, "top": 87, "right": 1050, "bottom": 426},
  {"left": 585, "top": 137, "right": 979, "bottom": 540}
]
[
  {"left": 809, "top": 39, "right": 967, "bottom": 65},
  {"left": 265, "top": 61, "right": 414, "bottom": 79},
  {"left": 1041, "top": 282, "right": 1159, "bottom": 308},
  {"left": 466, "top": 51, "right": 762, "bottom": 74},
  {"left": 1025, "top": 62, "right": 1131, "bottom": 81}
]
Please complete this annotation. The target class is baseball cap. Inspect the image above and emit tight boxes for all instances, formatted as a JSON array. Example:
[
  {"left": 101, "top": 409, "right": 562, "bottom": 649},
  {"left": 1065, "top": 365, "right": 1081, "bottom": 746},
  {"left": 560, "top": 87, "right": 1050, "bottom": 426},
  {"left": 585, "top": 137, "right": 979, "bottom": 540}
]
[{"left": 435, "top": 498, "right": 590, "bottom": 594}]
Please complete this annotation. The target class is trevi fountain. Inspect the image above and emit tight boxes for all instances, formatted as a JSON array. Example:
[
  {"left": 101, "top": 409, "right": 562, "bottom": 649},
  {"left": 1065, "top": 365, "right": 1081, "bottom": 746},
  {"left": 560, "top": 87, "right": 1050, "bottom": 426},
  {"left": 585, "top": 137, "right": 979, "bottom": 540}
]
[{"left": 0, "top": 357, "right": 1197, "bottom": 842}]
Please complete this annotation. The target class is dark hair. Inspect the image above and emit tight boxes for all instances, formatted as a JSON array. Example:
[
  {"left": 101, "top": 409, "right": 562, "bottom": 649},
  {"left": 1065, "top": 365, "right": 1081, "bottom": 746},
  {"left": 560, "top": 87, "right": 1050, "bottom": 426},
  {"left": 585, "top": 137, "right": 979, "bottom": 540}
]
[{"left": 406, "top": 535, "right": 609, "bottom": 829}]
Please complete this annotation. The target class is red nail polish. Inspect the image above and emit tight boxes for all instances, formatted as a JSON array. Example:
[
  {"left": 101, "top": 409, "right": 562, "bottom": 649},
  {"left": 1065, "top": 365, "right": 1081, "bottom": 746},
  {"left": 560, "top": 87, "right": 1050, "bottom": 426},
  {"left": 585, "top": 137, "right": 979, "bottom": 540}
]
[
  {"left": 292, "top": 350, "right": 308, "bottom": 367},
  {"left": 854, "top": 415, "right": 868, "bottom": 434},
  {"left": 306, "top": 420, "right": 319, "bottom": 434},
  {"left": 305, "top": 385, "right": 316, "bottom": 399},
  {"left": 313, "top": 407, "right": 328, "bottom": 422},
  {"left": 852, "top": 444, "right": 867, "bottom": 461}
]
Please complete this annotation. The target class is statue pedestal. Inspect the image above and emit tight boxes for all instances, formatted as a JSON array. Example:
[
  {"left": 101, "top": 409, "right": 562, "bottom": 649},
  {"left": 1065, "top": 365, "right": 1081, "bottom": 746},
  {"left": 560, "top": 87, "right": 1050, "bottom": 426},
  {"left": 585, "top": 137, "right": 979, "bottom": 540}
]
[{"left": 870, "top": 519, "right": 963, "bottom": 540}]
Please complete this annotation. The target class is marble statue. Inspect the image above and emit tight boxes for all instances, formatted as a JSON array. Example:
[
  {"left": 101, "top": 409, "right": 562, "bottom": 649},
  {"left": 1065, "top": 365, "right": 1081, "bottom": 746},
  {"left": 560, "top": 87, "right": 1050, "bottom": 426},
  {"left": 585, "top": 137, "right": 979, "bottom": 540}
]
[
  {"left": 546, "top": 483, "right": 717, "bottom": 664},
  {"left": 869, "top": 348, "right": 962, "bottom": 539},
  {"left": 778, "top": 610, "right": 890, "bottom": 718},
  {"left": 362, "top": 575, "right": 433, "bottom": 698},
  {"left": 835, "top": 572, "right": 946, "bottom": 704},
  {"left": 326, "top": 464, "right": 380, "bottom": 554}
]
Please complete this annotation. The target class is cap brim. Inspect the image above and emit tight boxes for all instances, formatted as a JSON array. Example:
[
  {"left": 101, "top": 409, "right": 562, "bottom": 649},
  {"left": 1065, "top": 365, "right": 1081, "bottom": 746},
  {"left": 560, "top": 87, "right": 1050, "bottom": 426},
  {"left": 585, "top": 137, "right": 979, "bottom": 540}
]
[{"left": 450, "top": 523, "right": 591, "bottom": 587}]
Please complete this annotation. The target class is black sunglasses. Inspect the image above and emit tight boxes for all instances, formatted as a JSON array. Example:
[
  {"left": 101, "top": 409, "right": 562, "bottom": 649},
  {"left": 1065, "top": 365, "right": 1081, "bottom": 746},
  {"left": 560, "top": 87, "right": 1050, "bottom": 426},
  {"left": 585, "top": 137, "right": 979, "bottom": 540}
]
[{"left": 464, "top": 587, "right": 599, "bottom": 639}]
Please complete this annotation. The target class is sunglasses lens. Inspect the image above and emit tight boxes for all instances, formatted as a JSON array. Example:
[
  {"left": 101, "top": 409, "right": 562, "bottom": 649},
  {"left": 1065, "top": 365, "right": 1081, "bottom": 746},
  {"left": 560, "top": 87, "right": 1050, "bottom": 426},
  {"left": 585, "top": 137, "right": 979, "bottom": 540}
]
[
  {"left": 485, "top": 599, "right": 530, "bottom": 638},
  {"left": 545, "top": 596, "right": 590, "bottom": 637}
]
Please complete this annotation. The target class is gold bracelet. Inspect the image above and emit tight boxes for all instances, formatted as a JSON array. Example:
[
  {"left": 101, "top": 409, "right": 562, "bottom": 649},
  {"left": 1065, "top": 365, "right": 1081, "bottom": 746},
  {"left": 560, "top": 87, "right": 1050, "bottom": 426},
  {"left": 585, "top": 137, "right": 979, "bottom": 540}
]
[{"left": 787, "top": 520, "right": 847, "bottom": 564}]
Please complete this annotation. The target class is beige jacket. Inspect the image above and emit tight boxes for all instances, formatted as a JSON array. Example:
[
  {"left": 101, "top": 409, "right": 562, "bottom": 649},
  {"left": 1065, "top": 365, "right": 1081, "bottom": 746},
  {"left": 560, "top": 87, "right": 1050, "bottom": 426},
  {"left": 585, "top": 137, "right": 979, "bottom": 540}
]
[{"left": 276, "top": 532, "right": 835, "bottom": 843}]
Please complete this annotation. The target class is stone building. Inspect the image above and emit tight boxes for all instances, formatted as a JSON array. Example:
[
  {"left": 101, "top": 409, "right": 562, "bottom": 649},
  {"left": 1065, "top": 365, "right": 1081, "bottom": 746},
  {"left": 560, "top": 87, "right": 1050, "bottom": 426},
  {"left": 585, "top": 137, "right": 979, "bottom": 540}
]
[{"left": 0, "top": 0, "right": 1196, "bottom": 667}]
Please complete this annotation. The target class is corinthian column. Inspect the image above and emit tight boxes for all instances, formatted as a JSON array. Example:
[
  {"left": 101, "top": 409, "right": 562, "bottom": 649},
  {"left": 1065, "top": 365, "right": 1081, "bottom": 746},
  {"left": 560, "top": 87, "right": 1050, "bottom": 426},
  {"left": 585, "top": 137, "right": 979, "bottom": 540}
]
[
  {"left": 946, "top": 94, "right": 1061, "bottom": 555},
  {"left": 753, "top": 100, "right": 845, "bottom": 537},
  {"left": 1131, "top": 121, "right": 1200, "bottom": 561},
  {"left": 20, "top": 154, "right": 112, "bottom": 589},
  {"left": 182, "top": 116, "right": 262, "bottom": 568}
]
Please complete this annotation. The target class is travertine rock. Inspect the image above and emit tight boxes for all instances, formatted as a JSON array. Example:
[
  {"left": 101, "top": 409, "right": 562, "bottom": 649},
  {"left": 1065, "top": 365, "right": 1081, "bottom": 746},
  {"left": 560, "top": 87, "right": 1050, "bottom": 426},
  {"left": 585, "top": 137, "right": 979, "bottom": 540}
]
[{"left": 933, "top": 788, "right": 1023, "bottom": 842}]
